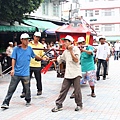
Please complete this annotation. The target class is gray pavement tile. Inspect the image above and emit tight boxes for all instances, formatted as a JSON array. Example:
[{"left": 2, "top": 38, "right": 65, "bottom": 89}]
[{"left": 0, "top": 57, "right": 120, "bottom": 120}]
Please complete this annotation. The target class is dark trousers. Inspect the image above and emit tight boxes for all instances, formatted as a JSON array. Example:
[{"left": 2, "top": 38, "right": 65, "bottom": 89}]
[
  {"left": 114, "top": 51, "right": 119, "bottom": 60},
  {"left": 7, "top": 56, "right": 12, "bottom": 68},
  {"left": 96, "top": 59, "right": 107, "bottom": 78},
  {"left": 6, "top": 56, "right": 12, "bottom": 73},
  {"left": 22, "top": 67, "right": 42, "bottom": 93},
  {"left": 3, "top": 76, "right": 31, "bottom": 105},
  {"left": 56, "top": 76, "right": 82, "bottom": 107}
]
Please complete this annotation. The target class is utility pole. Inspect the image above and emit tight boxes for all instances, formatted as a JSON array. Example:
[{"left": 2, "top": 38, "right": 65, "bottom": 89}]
[{"left": 68, "top": 4, "right": 72, "bottom": 23}]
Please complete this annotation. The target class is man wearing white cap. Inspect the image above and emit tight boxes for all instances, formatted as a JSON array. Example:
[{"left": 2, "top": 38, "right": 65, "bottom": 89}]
[
  {"left": 1, "top": 33, "right": 42, "bottom": 109},
  {"left": 70, "top": 37, "right": 96, "bottom": 98},
  {"left": 96, "top": 36, "right": 110, "bottom": 80},
  {"left": 51, "top": 35, "right": 83, "bottom": 112},
  {"left": 20, "top": 32, "right": 47, "bottom": 97}
]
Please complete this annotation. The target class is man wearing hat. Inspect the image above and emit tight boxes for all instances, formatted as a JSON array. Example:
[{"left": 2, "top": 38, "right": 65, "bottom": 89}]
[
  {"left": 70, "top": 37, "right": 96, "bottom": 98},
  {"left": 96, "top": 36, "right": 110, "bottom": 80},
  {"left": 51, "top": 35, "right": 83, "bottom": 112},
  {"left": 1, "top": 33, "right": 42, "bottom": 109},
  {"left": 20, "top": 32, "right": 47, "bottom": 98}
]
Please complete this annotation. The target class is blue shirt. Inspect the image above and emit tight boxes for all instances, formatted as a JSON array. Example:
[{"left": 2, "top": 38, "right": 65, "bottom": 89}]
[
  {"left": 11, "top": 46, "right": 35, "bottom": 76},
  {"left": 81, "top": 45, "right": 95, "bottom": 72}
]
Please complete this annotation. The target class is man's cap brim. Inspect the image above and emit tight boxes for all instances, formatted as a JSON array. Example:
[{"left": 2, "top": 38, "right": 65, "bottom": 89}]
[
  {"left": 61, "top": 38, "right": 67, "bottom": 40},
  {"left": 21, "top": 37, "right": 31, "bottom": 39},
  {"left": 61, "top": 38, "right": 71, "bottom": 41}
]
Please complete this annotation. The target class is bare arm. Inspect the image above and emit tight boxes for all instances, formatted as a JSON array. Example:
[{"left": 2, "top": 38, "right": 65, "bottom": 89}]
[
  {"left": 10, "top": 59, "right": 16, "bottom": 76},
  {"left": 35, "top": 55, "right": 42, "bottom": 61},
  {"left": 68, "top": 45, "right": 79, "bottom": 63},
  {"left": 81, "top": 49, "right": 92, "bottom": 55},
  {"left": 35, "top": 55, "right": 49, "bottom": 61}
]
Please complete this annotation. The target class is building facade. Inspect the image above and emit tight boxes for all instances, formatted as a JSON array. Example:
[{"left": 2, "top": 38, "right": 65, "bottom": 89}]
[
  {"left": 30, "top": 0, "right": 81, "bottom": 22},
  {"left": 80, "top": 0, "right": 120, "bottom": 41},
  {"left": 30, "top": 0, "right": 64, "bottom": 21}
]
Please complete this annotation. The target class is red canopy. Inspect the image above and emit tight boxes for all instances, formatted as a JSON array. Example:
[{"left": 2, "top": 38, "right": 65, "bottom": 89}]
[
  {"left": 55, "top": 23, "right": 97, "bottom": 45},
  {"left": 56, "top": 24, "right": 91, "bottom": 33}
]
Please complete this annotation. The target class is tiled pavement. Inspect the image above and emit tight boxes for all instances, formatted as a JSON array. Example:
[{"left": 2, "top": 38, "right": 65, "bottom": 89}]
[{"left": 0, "top": 56, "right": 120, "bottom": 120}]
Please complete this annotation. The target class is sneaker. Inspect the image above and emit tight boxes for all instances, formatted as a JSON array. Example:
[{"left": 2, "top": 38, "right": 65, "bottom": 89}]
[
  {"left": 91, "top": 93, "right": 96, "bottom": 97},
  {"left": 75, "top": 106, "right": 82, "bottom": 111},
  {"left": 1, "top": 104, "right": 9, "bottom": 109},
  {"left": 51, "top": 106, "right": 63, "bottom": 112},
  {"left": 97, "top": 77, "right": 100, "bottom": 81},
  {"left": 70, "top": 93, "right": 75, "bottom": 99},
  {"left": 26, "top": 102, "right": 31, "bottom": 107},
  {"left": 103, "top": 77, "right": 106, "bottom": 80},
  {"left": 37, "top": 91, "right": 42, "bottom": 96},
  {"left": 20, "top": 93, "right": 25, "bottom": 98}
]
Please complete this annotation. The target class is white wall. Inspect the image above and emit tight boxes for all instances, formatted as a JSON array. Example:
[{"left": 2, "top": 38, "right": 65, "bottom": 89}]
[
  {"left": 30, "top": 2, "right": 61, "bottom": 20},
  {"left": 79, "top": 0, "right": 120, "bottom": 38}
]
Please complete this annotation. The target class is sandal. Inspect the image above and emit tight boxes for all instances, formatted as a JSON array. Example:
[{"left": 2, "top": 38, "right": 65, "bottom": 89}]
[{"left": 91, "top": 93, "right": 96, "bottom": 97}]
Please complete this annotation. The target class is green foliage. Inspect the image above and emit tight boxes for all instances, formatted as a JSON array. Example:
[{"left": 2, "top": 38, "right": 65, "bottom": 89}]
[{"left": 0, "top": 0, "right": 43, "bottom": 24}]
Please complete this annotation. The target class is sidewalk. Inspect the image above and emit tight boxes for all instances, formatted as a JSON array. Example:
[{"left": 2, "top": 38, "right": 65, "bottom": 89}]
[{"left": 0, "top": 56, "right": 120, "bottom": 120}]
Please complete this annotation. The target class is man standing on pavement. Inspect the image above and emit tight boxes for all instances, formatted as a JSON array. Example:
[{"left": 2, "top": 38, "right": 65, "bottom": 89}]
[
  {"left": 70, "top": 37, "right": 96, "bottom": 98},
  {"left": 20, "top": 32, "right": 47, "bottom": 98},
  {"left": 1, "top": 33, "right": 42, "bottom": 109},
  {"left": 114, "top": 40, "right": 120, "bottom": 60},
  {"left": 51, "top": 35, "right": 83, "bottom": 112},
  {"left": 96, "top": 36, "right": 110, "bottom": 80}
]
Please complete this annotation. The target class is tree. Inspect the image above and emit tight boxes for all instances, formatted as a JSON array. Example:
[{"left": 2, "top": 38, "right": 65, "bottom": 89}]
[{"left": 0, "top": 0, "right": 43, "bottom": 24}]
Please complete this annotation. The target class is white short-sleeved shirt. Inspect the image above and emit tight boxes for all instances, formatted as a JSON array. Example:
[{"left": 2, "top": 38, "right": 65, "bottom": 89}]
[
  {"left": 96, "top": 43, "right": 110, "bottom": 60},
  {"left": 57, "top": 46, "right": 82, "bottom": 79},
  {"left": 114, "top": 42, "right": 120, "bottom": 51}
]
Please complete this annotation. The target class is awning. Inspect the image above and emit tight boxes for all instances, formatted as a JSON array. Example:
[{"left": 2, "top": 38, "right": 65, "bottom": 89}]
[
  {"left": 106, "top": 36, "right": 120, "bottom": 41},
  {"left": 23, "top": 19, "right": 59, "bottom": 31},
  {"left": 0, "top": 25, "right": 36, "bottom": 32}
]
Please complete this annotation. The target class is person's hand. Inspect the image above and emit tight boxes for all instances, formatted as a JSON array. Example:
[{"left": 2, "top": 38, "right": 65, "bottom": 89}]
[
  {"left": 10, "top": 69, "right": 14, "bottom": 76},
  {"left": 46, "top": 57, "right": 49, "bottom": 61},
  {"left": 35, "top": 56, "right": 42, "bottom": 61},
  {"left": 80, "top": 48, "right": 85, "bottom": 52},
  {"left": 68, "top": 45, "right": 73, "bottom": 52},
  {"left": 106, "top": 57, "right": 109, "bottom": 61},
  {"left": 95, "top": 58, "right": 98, "bottom": 63},
  {"left": 50, "top": 59, "right": 57, "bottom": 62},
  {"left": 42, "top": 57, "right": 49, "bottom": 61}
]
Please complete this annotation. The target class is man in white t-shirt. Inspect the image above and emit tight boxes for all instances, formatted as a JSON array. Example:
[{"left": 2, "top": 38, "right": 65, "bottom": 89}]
[
  {"left": 51, "top": 35, "right": 82, "bottom": 112},
  {"left": 96, "top": 36, "right": 110, "bottom": 80},
  {"left": 114, "top": 40, "right": 120, "bottom": 60}
]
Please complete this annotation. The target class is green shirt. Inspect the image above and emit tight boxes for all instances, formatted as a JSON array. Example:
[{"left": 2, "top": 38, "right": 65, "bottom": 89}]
[{"left": 81, "top": 45, "right": 95, "bottom": 72}]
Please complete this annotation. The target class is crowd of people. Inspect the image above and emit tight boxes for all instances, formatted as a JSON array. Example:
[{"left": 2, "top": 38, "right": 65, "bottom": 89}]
[{"left": 0, "top": 32, "right": 112, "bottom": 113}]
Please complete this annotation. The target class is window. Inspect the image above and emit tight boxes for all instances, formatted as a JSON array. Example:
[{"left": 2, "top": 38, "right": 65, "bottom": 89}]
[
  {"left": 101, "top": 24, "right": 115, "bottom": 31},
  {"left": 53, "top": 4, "right": 59, "bottom": 17},
  {"left": 95, "top": 10, "right": 99, "bottom": 15},
  {"left": 102, "top": 9, "right": 115, "bottom": 16},
  {"left": 94, "top": 25, "right": 99, "bottom": 31},
  {"left": 90, "top": 19, "right": 97, "bottom": 21},
  {"left": 85, "top": 10, "right": 93, "bottom": 17},
  {"left": 42, "top": 2, "right": 48, "bottom": 15}
]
